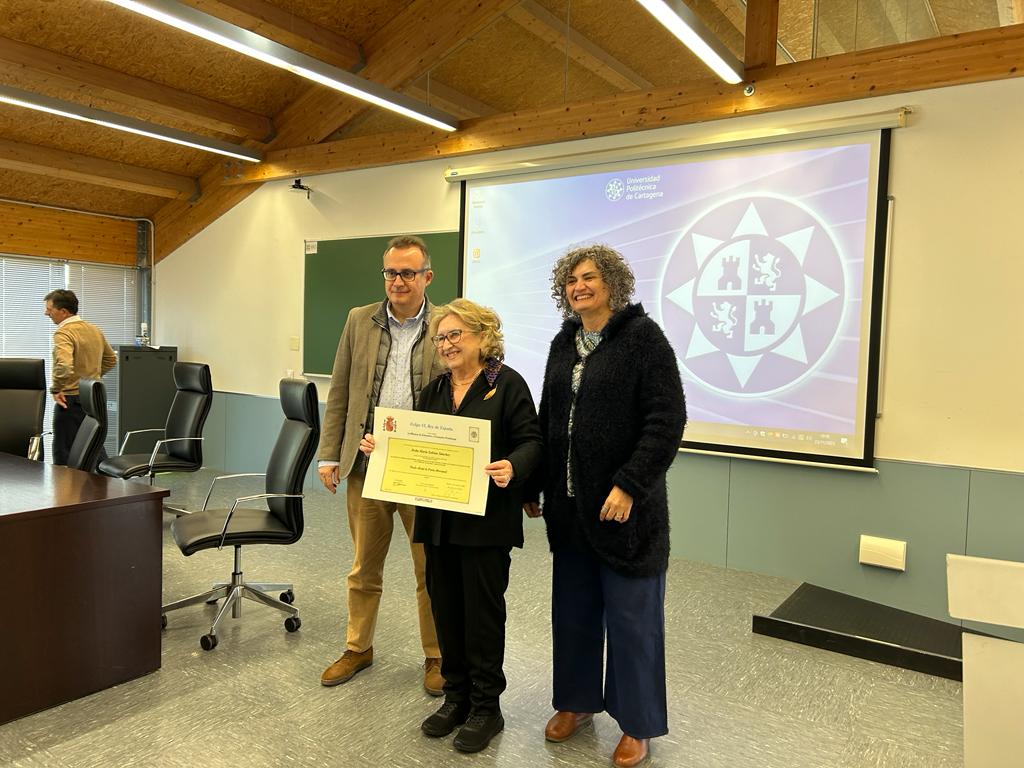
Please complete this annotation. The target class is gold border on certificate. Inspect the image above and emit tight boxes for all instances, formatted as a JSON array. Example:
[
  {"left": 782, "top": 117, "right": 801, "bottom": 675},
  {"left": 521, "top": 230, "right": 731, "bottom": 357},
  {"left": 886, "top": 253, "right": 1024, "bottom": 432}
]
[{"left": 362, "top": 407, "right": 491, "bottom": 515}]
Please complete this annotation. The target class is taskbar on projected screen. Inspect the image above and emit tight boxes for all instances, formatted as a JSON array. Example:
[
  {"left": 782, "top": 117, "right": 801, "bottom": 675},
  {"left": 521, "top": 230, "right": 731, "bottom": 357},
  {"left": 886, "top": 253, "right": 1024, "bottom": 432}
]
[{"left": 685, "top": 421, "right": 863, "bottom": 462}]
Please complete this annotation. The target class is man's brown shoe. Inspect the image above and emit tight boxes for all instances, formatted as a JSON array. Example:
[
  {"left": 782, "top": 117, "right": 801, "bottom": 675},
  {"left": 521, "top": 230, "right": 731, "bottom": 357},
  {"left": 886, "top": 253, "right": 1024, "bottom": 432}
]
[
  {"left": 424, "top": 657, "right": 444, "bottom": 696},
  {"left": 320, "top": 648, "right": 373, "bottom": 686},
  {"left": 612, "top": 734, "right": 650, "bottom": 767},
  {"left": 544, "top": 711, "right": 594, "bottom": 742}
]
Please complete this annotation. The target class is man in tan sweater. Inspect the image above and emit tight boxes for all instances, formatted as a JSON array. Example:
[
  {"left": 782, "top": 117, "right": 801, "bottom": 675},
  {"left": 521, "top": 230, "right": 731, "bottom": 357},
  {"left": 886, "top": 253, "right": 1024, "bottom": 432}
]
[{"left": 44, "top": 289, "right": 116, "bottom": 465}]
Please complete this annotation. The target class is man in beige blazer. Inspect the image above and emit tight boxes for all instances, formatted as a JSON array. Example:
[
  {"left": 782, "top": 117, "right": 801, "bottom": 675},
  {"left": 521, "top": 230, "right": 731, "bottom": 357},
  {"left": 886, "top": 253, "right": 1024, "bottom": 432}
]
[
  {"left": 44, "top": 289, "right": 116, "bottom": 465},
  {"left": 318, "top": 235, "right": 447, "bottom": 695}
]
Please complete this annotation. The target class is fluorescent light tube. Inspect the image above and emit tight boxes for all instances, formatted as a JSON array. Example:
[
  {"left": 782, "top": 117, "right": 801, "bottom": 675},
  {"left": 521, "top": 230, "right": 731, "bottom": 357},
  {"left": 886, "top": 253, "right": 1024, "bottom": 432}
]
[
  {"left": 636, "top": 0, "right": 745, "bottom": 84},
  {"left": 105, "top": 0, "right": 460, "bottom": 132},
  {"left": 0, "top": 85, "right": 262, "bottom": 162}
]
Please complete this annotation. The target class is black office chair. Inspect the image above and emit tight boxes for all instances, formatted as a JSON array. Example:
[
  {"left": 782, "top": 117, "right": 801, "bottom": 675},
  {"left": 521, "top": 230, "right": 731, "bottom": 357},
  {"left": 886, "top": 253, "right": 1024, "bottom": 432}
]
[
  {"left": 98, "top": 362, "right": 212, "bottom": 484},
  {"left": 65, "top": 378, "right": 108, "bottom": 472},
  {"left": 161, "top": 378, "right": 320, "bottom": 651},
  {"left": 0, "top": 358, "right": 47, "bottom": 460}
]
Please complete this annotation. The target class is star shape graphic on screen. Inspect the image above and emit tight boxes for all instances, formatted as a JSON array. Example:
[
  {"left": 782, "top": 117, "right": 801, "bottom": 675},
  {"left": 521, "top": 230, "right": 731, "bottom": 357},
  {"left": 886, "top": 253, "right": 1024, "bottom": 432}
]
[{"left": 660, "top": 196, "right": 846, "bottom": 397}]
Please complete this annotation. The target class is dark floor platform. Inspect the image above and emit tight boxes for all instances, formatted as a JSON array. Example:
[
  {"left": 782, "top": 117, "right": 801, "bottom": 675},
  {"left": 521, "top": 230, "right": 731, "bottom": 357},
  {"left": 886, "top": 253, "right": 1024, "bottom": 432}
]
[{"left": 753, "top": 583, "right": 964, "bottom": 680}]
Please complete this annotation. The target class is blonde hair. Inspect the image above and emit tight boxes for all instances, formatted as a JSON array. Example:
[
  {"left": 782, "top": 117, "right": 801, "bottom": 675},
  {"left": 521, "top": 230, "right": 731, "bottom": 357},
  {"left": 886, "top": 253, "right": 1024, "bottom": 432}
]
[{"left": 429, "top": 298, "right": 504, "bottom": 361}]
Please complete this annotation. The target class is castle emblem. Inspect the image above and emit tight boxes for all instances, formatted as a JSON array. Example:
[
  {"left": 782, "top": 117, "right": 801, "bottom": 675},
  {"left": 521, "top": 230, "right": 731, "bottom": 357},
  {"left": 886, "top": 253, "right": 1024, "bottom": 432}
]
[{"left": 660, "top": 196, "right": 845, "bottom": 396}]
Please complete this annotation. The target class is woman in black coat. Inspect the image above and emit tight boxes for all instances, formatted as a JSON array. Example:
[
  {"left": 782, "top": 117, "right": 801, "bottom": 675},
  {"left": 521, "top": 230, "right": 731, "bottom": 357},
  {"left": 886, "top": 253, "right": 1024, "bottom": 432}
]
[
  {"left": 360, "top": 298, "right": 541, "bottom": 755},
  {"left": 525, "top": 244, "right": 686, "bottom": 768}
]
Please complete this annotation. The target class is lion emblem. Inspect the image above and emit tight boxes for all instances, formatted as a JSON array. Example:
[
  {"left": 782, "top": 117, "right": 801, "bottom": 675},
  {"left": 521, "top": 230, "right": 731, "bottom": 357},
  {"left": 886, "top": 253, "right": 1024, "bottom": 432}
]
[
  {"left": 752, "top": 252, "right": 782, "bottom": 292},
  {"left": 710, "top": 301, "right": 738, "bottom": 339}
]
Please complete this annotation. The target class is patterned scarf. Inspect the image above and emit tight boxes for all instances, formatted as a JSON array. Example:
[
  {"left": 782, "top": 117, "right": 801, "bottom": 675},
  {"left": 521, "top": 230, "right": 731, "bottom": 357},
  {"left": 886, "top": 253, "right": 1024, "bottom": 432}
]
[{"left": 566, "top": 327, "right": 603, "bottom": 497}]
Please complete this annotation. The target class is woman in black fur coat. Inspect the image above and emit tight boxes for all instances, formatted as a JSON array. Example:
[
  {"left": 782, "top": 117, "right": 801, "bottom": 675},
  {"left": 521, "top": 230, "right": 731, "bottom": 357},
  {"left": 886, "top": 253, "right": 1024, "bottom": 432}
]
[{"left": 525, "top": 244, "right": 686, "bottom": 768}]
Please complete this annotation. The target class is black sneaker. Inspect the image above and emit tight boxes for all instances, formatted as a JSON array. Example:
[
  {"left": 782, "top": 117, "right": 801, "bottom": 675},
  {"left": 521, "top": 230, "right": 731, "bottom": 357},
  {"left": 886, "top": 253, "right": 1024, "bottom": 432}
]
[
  {"left": 453, "top": 711, "right": 504, "bottom": 753},
  {"left": 422, "top": 700, "right": 470, "bottom": 737}
]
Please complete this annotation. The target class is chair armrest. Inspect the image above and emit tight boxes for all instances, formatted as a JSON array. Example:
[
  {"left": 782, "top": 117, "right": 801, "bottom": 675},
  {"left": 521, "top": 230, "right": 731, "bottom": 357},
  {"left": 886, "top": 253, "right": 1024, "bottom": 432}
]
[
  {"left": 217, "top": 493, "right": 304, "bottom": 550},
  {"left": 120, "top": 428, "right": 165, "bottom": 455},
  {"left": 202, "top": 473, "right": 267, "bottom": 512},
  {"left": 146, "top": 436, "right": 204, "bottom": 469}
]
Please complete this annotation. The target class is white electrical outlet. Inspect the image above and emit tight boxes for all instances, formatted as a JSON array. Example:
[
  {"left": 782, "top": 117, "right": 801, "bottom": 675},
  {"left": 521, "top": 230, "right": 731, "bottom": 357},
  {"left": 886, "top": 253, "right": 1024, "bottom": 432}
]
[
  {"left": 859, "top": 534, "right": 907, "bottom": 572},
  {"left": 289, "top": 336, "right": 300, "bottom": 351}
]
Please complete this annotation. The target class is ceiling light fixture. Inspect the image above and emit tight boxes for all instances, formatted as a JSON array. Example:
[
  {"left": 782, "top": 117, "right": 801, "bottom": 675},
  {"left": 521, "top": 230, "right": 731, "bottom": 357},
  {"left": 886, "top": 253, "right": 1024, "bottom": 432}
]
[
  {"left": 0, "top": 85, "right": 262, "bottom": 163},
  {"left": 104, "top": 0, "right": 460, "bottom": 133},
  {"left": 635, "top": 0, "right": 745, "bottom": 84}
]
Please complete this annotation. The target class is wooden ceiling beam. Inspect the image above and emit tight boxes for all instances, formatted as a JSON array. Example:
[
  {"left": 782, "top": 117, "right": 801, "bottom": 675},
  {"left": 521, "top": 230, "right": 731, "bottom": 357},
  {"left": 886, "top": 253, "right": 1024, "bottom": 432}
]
[
  {"left": 0, "top": 137, "right": 197, "bottom": 199},
  {"left": 180, "top": 0, "right": 364, "bottom": 72},
  {"left": 0, "top": 37, "right": 273, "bottom": 142},
  {"left": 404, "top": 80, "right": 498, "bottom": 120},
  {"left": 744, "top": 0, "right": 780, "bottom": 70},
  {"left": 153, "top": 0, "right": 520, "bottom": 259},
  {"left": 506, "top": 0, "right": 654, "bottom": 91},
  {"left": 224, "top": 23, "right": 1024, "bottom": 185}
]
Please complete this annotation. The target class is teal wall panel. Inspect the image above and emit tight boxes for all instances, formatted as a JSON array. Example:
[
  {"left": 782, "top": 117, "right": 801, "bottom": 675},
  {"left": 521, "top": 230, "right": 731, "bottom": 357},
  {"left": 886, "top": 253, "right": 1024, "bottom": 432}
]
[
  {"left": 204, "top": 392, "right": 1023, "bottom": 630},
  {"left": 202, "top": 392, "right": 227, "bottom": 472},
  {"left": 668, "top": 453, "right": 730, "bottom": 567},
  {"left": 965, "top": 469, "right": 1024, "bottom": 562},
  {"left": 224, "top": 393, "right": 282, "bottom": 473},
  {"left": 726, "top": 459, "right": 970, "bottom": 622},
  {"left": 963, "top": 469, "right": 1024, "bottom": 641}
]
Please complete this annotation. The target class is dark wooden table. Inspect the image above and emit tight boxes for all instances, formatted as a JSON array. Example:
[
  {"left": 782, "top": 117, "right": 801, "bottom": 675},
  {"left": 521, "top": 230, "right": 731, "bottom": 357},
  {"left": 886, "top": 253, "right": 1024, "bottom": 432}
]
[{"left": 0, "top": 453, "right": 169, "bottom": 725}]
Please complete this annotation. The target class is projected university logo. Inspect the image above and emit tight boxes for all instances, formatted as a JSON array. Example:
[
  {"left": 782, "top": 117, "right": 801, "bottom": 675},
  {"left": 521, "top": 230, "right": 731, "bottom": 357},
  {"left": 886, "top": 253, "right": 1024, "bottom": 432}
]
[
  {"left": 660, "top": 196, "right": 845, "bottom": 396},
  {"left": 604, "top": 178, "right": 624, "bottom": 201}
]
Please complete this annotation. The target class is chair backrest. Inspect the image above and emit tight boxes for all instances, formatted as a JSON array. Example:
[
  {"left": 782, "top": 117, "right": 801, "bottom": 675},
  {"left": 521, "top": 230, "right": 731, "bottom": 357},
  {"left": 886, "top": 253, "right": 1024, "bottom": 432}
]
[
  {"left": 265, "top": 378, "right": 320, "bottom": 540},
  {"left": 0, "top": 358, "right": 46, "bottom": 459},
  {"left": 67, "top": 378, "right": 108, "bottom": 472},
  {"left": 164, "top": 362, "right": 213, "bottom": 465}
]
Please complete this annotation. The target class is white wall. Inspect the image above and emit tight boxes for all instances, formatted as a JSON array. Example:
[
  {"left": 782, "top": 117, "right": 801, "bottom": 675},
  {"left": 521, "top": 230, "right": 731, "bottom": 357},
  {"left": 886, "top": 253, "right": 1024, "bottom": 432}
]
[{"left": 155, "top": 77, "right": 1024, "bottom": 472}]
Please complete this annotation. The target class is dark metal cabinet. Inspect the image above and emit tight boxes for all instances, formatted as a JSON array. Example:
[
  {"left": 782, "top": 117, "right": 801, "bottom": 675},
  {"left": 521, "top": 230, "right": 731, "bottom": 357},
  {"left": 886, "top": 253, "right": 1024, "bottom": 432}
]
[{"left": 115, "top": 345, "right": 177, "bottom": 455}]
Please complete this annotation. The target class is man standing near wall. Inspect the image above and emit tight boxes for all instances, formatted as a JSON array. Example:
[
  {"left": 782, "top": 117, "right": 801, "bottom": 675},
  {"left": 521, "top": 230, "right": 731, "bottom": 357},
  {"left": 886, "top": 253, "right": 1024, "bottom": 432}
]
[
  {"left": 44, "top": 289, "right": 116, "bottom": 465},
  {"left": 318, "top": 235, "right": 447, "bottom": 695}
]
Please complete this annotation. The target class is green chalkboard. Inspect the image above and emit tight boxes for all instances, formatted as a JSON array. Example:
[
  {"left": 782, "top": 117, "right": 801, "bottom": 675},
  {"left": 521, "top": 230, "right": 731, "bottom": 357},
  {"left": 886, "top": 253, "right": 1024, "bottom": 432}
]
[{"left": 303, "top": 232, "right": 461, "bottom": 376}]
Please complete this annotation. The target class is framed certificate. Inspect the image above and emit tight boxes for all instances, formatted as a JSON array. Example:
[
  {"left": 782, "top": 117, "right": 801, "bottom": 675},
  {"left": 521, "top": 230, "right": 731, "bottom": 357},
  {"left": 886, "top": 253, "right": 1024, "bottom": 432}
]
[{"left": 362, "top": 407, "right": 491, "bottom": 515}]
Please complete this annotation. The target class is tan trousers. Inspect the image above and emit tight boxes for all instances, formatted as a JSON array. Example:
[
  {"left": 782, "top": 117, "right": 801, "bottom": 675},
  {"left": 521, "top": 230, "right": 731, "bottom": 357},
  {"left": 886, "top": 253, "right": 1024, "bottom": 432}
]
[{"left": 344, "top": 472, "right": 440, "bottom": 658}]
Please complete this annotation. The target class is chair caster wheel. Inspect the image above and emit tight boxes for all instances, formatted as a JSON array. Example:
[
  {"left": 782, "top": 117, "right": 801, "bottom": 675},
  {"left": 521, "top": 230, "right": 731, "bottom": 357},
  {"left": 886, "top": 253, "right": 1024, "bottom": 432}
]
[
  {"left": 161, "top": 614, "right": 167, "bottom": 630},
  {"left": 200, "top": 633, "right": 218, "bottom": 651},
  {"left": 284, "top": 616, "right": 301, "bottom": 633},
  {"left": 280, "top": 590, "right": 294, "bottom": 604}
]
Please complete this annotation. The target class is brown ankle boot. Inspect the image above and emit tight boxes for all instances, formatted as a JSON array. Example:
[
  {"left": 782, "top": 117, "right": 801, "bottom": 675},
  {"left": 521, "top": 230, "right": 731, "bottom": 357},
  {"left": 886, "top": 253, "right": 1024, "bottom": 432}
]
[
  {"left": 320, "top": 648, "right": 373, "bottom": 686},
  {"left": 423, "top": 657, "right": 444, "bottom": 696}
]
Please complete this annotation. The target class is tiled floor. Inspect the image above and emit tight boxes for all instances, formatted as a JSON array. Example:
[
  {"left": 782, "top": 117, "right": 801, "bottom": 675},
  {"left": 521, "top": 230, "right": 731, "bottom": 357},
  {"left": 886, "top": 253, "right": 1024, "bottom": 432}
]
[{"left": 0, "top": 469, "right": 963, "bottom": 767}]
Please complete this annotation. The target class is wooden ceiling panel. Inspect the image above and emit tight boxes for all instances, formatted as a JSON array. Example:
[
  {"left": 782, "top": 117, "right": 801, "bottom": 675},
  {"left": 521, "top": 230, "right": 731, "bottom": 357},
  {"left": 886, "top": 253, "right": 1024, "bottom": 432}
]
[
  {"left": 330, "top": 107, "right": 431, "bottom": 142},
  {"left": 428, "top": 15, "right": 617, "bottom": 113},
  {"left": 778, "top": 0, "right": 816, "bottom": 60},
  {"left": 0, "top": 107, "right": 216, "bottom": 177},
  {"left": 531, "top": 0, "right": 739, "bottom": 87},
  {"left": 270, "top": 0, "right": 414, "bottom": 45},
  {"left": 2, "top": 0, "right": 298, "bottom": 117},
  {"left": 931, "top": 0, "right": 1001, "bottom": 32},
  {"left": 0, "top": 167, "right": 162, "bottom": 219},
  {"left": 0, "top": 0, "right": 1018, "bottom": 255}
]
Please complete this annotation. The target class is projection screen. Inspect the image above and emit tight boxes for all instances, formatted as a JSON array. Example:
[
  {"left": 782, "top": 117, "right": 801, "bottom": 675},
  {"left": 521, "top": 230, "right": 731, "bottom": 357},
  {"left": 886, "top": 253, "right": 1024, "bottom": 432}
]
[{"left": 461, "top": 130, "right": 891, "bottom": 467}]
